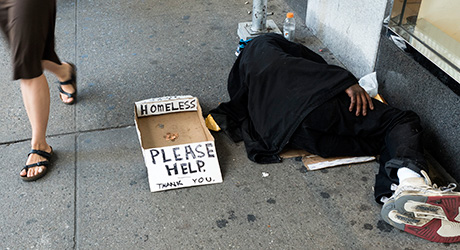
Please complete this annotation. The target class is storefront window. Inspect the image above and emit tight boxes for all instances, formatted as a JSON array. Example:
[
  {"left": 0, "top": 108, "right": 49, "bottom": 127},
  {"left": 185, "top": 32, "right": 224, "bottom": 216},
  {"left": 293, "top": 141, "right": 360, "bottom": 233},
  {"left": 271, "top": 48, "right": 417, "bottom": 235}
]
[{"left": 389, "top": 0, "right": 460, "bottom": 84}]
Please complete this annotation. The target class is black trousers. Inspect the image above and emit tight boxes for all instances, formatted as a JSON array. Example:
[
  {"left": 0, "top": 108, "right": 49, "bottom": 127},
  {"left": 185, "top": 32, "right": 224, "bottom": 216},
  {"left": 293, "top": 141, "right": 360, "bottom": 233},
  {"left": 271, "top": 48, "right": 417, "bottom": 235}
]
[{"left": 288, "top": 92, "right": 427, "bottom": 203}]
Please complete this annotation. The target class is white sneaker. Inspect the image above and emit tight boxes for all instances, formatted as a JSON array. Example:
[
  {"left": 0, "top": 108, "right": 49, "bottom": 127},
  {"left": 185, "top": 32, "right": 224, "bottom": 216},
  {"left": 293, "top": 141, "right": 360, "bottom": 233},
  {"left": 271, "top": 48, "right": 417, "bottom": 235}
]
[
  {"left": 393, "top": 170, "right": 460, "bottom": 223},
  {"left": 380, "top": 170, "right": 460, "bottom": 243}
]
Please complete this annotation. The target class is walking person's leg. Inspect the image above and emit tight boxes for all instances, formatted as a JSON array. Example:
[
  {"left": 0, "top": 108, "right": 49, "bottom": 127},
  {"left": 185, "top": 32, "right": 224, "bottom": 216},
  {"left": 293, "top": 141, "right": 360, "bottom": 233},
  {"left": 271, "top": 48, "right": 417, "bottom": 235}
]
[
  {"left": 19, "top": 75, "right": 53, "bottom": 179},
  {"left": 42, "top": 60, "right": 76, "bottom": 104},
  {"left": 2, "top": 0, "right": 72, "bottom": 180}
]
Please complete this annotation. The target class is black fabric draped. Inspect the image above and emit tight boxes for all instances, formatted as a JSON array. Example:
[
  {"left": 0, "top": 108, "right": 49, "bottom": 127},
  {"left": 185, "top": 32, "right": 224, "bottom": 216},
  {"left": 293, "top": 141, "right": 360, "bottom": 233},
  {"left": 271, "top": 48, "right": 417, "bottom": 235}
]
[{"left": 209, "top": 33, "right": 358, "bottom": 163}]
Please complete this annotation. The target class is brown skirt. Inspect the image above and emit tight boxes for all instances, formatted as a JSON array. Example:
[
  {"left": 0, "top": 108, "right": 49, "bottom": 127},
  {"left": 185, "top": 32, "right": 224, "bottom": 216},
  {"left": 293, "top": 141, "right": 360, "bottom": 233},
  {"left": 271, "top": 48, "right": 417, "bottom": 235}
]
[{"left": 0, "top": 0, "right": 61, "bottom": 80}]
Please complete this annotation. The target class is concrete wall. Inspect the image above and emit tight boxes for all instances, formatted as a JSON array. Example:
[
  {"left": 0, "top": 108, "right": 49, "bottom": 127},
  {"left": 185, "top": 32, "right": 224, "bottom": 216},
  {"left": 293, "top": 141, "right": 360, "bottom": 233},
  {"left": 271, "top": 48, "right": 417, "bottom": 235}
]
[
  {"left": 302, "top": 0, "right": 388, "bottom": 78},
  {"left": 376, "top": 36, "right": 460, "bottom": 181}
]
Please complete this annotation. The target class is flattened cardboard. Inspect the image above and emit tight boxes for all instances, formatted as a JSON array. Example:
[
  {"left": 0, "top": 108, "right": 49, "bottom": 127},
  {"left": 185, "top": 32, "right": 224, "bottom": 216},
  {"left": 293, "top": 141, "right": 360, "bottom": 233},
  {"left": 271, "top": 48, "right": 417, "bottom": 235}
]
[
  {"left": 279, "top": 149, "right": 375, "bottom": 171},
  {"left": 135, "top": 96, "right": 223, "bottom": 192},
  {"left": 301, "top": 154, "right": 376, "bottom": 171}
]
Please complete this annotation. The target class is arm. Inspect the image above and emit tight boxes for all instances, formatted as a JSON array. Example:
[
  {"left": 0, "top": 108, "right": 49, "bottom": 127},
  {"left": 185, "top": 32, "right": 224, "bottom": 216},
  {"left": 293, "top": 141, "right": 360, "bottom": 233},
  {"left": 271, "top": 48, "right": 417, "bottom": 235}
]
[{"left": 345, "top": 84, "right": 374, "bottom": 116}]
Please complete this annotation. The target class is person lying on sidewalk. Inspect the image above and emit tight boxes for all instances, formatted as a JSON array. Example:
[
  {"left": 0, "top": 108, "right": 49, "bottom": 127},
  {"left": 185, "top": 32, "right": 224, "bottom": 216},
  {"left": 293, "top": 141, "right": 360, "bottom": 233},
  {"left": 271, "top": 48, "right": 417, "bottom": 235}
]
[{"left": 209, "top": 33, "right": 460, "bottom": 243}]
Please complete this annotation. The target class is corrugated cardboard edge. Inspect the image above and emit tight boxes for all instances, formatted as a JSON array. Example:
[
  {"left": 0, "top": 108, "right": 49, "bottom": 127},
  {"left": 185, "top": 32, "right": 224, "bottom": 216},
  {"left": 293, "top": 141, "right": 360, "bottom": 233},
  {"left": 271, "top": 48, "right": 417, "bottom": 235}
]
[
  {"left": 280, "top": 149, "right": 375, "bottom": 171},
  {"left": 302, "top": 155, "right": 376, "bottom": 171}
]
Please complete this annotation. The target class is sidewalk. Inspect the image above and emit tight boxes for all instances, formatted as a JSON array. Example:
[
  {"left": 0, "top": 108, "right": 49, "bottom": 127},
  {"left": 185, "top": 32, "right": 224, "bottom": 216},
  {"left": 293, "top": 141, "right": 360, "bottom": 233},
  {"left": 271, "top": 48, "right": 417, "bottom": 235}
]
[{"left": 0, "top": 0, "right": 454, "bottom": 249}]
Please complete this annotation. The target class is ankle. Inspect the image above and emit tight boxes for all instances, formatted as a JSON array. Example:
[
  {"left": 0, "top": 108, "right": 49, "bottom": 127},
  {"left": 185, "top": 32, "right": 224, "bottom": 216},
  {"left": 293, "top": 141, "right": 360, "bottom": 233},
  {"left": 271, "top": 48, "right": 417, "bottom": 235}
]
[
  {"left": 57, "top": 63, "right": 71, "bottom": 82},
  {"left": 30, "top": 142, "right": 50, "bottom": 151}
]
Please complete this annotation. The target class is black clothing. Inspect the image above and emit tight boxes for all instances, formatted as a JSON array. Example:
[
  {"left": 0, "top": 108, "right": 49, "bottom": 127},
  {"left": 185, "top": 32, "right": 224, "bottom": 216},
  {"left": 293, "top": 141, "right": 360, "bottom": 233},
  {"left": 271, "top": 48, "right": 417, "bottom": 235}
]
[
  {"left": 210, "top": 33, "right": 357, "bottom": 163},
  {"left": 289, "top": 92, "right": 426, "bottom": 202},
  {"left": 210, "top": 33, "right": 427, "bottom": 202}
]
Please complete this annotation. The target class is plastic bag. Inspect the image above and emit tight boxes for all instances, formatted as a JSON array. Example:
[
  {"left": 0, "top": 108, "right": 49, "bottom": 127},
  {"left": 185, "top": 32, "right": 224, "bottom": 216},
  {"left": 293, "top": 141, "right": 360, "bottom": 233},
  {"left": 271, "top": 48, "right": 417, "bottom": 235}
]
[{"left": 358, "top": 72, "right": 378, "bottom": 98}]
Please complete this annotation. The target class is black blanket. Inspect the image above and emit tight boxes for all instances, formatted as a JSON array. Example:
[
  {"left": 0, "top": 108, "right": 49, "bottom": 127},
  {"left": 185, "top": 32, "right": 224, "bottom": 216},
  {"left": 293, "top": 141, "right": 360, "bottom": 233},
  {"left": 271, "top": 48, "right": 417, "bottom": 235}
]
[{"left": 209, "top": 33, "right": 358, "bottom": 163}]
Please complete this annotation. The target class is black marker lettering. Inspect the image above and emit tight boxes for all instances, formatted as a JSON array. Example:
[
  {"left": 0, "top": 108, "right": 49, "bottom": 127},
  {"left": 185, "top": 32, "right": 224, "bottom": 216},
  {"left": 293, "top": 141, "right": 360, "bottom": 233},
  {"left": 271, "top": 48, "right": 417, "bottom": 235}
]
[
  {"left": 195, "top": 144, "right": 205, "bottom": 158},
  {"left": 165, "top": 163, "right": 178, "bottom": 176},
  {"left": 197, "top": 160, "right": 205, "bottom": 172},
  {"left": 140, "top": 104, "right": 148, "bottom": 115},
  {"left": 161, "top": 149, "right": 171, "bottom": 162},
  {"left": 190, "top": 99, "right": 197, "bottom": 109},
  {"left": 173, "top": 147, "right": 183, "bottom": 161},
  {"left": 205, "top": 143, "right": 215, "bottom": 157},
  {"left": 150, "top": 149, "right": 160, "bottom": 164},
  {"left": 189, "top": 161, "right": 198, "bottom": 174},
  {"left": 157, "top": 180, "right": 183, "bottom": 189},
  {"left": 172, "top": 101, "right": 179, "bottom": 111},
  {"left": 149, "top": 105, "right": 156, "bottom": 113},
  {"left": 180, "top": 162, "right": 188, "bottom": 175},
  {"left": 184, "top": 145, "right": 196, "bottom": 160}
]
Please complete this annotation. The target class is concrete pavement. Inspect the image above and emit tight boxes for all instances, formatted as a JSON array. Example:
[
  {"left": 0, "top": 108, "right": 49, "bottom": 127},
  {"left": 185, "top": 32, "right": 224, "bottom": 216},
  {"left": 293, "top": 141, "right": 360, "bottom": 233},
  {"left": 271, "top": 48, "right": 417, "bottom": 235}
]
[{"left": 0, "top": 0, "right": 456, "bottom": 249}]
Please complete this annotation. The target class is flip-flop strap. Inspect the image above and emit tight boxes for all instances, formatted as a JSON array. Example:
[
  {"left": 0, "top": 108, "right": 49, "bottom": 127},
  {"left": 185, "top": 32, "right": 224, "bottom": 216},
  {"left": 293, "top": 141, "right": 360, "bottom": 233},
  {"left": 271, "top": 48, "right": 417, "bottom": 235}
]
[
  {"left": 59, "top": 76, "right": 75, "bottom": 85},
  {"left": 28, "top": 149, "right": 52, "bottom": 160},
  {"left": 58, "top": 86, "right": 76, "bottom": 98},
  {"left": 22, "top": 161, "right": 49, "bottom": 171}
]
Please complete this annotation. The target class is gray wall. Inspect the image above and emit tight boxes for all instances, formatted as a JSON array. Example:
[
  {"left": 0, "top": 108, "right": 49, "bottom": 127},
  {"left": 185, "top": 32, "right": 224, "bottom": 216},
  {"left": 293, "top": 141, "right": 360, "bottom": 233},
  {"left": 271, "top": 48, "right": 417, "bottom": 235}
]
[{"left": 375, "top": 37, "right": 460, "bottom": 181}]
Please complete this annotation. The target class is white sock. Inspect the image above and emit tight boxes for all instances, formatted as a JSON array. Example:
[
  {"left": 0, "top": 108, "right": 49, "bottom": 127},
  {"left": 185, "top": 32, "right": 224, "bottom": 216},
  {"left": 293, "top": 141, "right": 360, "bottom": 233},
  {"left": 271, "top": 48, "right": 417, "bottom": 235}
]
[
  {"left": 397, "top": 167, "right": 421, "bottom": 183},
  {"left": 380, "top": 196, "right": 390, "bottom": 203}
]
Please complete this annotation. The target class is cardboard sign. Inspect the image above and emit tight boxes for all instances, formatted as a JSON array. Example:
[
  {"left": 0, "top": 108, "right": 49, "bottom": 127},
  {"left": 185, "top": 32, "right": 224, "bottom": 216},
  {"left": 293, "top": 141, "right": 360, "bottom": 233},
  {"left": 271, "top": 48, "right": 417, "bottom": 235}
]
[
  {"left": 136, "top": 96, "right": 198, "bottom": 117},
  {"left": 135, "top": 96, "right": 223, "bottom": 192},
  {"left": 143, "top": 141, "right": 221, "bottom": 191}
]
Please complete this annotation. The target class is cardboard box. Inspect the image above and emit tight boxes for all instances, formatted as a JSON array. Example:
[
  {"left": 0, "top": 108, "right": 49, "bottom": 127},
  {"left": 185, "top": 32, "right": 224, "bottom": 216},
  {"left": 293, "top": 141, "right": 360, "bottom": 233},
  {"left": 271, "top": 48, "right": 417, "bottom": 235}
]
[{"left": 135, "top": 96, "right": 223, "bottom": 192}]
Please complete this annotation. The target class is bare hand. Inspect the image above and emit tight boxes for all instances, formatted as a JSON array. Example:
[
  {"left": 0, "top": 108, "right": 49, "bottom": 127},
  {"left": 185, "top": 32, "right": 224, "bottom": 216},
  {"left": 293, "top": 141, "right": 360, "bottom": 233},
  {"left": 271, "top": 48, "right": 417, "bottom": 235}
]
[{"left": 344, "top": 84, "right": 374, "bottom": 116}]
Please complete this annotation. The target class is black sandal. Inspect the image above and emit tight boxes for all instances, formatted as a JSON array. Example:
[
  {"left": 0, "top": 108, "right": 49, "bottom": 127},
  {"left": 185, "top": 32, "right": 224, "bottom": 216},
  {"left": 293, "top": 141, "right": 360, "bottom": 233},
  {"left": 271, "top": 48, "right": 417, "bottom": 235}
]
[
  {"left": 58, "top": 62, "right": 77, "bottom": 105},
  {"left": 20, "top": 147, "right": 53, "bottom": 182}
]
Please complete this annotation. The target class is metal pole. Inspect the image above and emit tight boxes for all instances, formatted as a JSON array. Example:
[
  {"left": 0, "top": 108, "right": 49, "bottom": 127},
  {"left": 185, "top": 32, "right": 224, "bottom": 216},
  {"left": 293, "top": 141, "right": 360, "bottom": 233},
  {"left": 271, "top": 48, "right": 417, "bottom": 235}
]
[
  {"left": 251, "top": 0, "right": 268, "bottom": 32},
  {"left": 398, "top": 0, "right": 408, "bottom": 26}
]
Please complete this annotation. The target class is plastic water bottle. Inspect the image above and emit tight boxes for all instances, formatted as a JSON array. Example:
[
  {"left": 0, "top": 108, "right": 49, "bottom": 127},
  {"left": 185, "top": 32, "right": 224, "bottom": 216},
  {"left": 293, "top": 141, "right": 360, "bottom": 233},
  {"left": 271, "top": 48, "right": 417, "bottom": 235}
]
[{"left": 283, "top": 12, "right": 295, "bottom": 42}]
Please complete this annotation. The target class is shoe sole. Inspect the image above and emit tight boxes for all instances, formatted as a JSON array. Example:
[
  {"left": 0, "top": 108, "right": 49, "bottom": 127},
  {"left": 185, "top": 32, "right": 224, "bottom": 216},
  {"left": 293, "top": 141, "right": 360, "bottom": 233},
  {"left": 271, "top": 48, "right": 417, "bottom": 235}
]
[
  {"left": 387, "top": 210, "right": 460, "bottom": 243},
  {"left": 395, "top": 195, "right": 460, "bottom": 222},
  {"left": 382, "top": 199, "right": 460, "bottom": 243},
  {"left": 21, "top": 167, "right": 48, "bottom": 182}
]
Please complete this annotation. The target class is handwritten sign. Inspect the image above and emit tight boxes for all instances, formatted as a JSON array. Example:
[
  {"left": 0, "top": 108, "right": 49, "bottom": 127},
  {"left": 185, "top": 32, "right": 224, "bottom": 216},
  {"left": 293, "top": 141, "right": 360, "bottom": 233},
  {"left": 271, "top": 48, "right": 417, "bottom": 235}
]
[
  {"left": 135, "top": 96, "right": 223, "bottom": 192},
  {"left": 136, "top": 97, "right": 197, "bottom": 117},
  {"left": 143, "top": 141, "right": 222, "bottom": 192}
]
